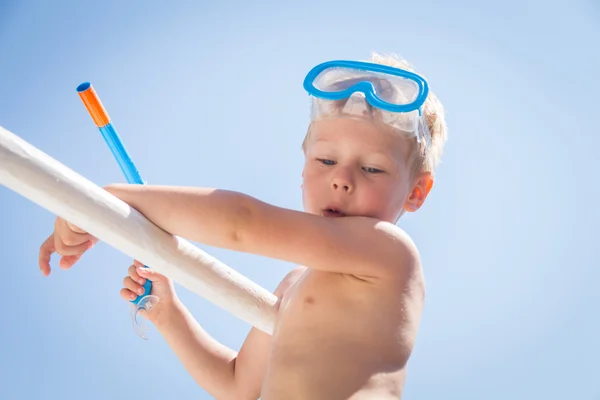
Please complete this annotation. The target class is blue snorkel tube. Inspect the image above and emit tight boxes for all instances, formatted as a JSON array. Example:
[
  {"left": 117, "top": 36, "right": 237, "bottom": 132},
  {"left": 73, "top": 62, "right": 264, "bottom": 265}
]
[{"left": 77, "top": 82, "right": 159, "bottom": 339}]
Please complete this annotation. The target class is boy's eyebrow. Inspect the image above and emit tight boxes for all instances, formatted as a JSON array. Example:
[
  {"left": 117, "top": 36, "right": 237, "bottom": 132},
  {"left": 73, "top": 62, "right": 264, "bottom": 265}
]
[
  {"left": 367, "top": 152, "right": 400, "bottom": 168},
  {"left": 306, "top": 138, "right": 337, "bottom": 151},
  {"left": 310, "top": 138, "right": 332, "bottom": 146}
]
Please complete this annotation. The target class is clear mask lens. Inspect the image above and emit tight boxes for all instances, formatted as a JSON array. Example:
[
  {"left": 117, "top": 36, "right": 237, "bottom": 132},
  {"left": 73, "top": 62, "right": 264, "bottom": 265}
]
[{"left": 312, "top": 67, "right": 421, "bottom": 106}]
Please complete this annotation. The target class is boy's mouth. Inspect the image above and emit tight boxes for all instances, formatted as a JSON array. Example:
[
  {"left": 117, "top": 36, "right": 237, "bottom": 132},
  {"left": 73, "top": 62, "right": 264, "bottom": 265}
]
[{"left": 322, "top": 208, "right": 346, "bottom": 218}]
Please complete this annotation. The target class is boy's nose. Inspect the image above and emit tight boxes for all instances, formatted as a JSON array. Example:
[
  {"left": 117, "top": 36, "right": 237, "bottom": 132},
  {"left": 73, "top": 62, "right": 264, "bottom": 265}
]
[{"left": 331, "top": 176, "right": 354, "bottom": 193}]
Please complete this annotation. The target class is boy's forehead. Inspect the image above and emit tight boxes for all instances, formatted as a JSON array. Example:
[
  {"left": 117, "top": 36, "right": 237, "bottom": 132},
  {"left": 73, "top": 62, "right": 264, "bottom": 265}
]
[
  {"left": 307, "top": 118, "right": 411, "bottom": 160},
  {"left": 309, "top": 117, "right": 404, "bottom": 146}
]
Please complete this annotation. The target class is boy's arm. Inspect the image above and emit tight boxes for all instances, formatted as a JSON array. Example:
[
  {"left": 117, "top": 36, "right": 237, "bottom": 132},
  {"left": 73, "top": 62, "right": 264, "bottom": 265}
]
[
  {"left": 105, "top": 184, "right": 419, "bottom": 279},
  {"left": 156, "top": 267, "right": 304, "bottom": 400},
  {"left": 153, "top": 300, "right": 239, "bottom": 400}
]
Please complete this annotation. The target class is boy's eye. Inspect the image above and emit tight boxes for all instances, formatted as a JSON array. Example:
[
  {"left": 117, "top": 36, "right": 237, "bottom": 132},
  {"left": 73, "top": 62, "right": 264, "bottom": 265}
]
[
  {"left": 317, "top": 158, "right": 336, "bottom": 166},
  {"left": 363, "top": 167, "right": 384, "bottom": 174}
]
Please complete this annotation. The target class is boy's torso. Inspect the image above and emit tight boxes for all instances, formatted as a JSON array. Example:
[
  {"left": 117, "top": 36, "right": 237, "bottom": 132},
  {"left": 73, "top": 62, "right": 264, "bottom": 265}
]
[{"left": 260, "top": 267, "right": 423, "bottom": 400}]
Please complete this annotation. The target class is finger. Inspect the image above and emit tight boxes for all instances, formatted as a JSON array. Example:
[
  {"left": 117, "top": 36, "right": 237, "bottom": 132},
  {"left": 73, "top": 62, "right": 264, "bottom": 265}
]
[
  {"left": 136, "top": 266, "right": 166, "bottom": 288},
  {"left": 122, "top": 276, "right": 145, "bottom": 296},
  {"left": 58, "top": 238, "right": 95, "bottom": 270},
  {"left": 39, "top": 234, "right": 56, "bottom": 276},
  {"left": 60, "top": 231, "right": 94, "bottom": 247},
  {"left": 56, "top": 218, "right": 94, "bottom": 247},
  {"left": 136, "top": 265, "right": 159, "bottom": 281},
  {"left": 59, "top": 254, "right": 84, "bottom": 270},
  {"left": 66, "top": 221, "right": 88, "bottom": 234},
  {"left": 133, "top": 259, "right": 144, "bottom": 268},
  {"left": 55, "top": 238, "right": 94, "bottom": 256},
  {"left": 120, "top": 288, "right": 138, "bottom": 301},
  {"left": 128, "top": 264, "right": 145, "bottom": 285}
]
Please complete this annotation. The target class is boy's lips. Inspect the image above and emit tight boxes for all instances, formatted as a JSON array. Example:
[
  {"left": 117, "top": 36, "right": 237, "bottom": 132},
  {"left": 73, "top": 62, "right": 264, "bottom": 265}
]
[{"left": 322, "top": 207, "right": 346, "bottom": 217}]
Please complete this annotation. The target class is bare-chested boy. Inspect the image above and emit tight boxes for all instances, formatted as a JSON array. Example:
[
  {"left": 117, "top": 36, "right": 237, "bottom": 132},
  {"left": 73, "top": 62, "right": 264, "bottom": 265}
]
[{"left": 39, "top": 53, "right": 448, "bottom": 399}]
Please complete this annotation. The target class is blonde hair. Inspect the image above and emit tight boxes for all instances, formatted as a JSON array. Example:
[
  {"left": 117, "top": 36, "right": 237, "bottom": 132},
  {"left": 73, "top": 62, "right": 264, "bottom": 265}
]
[{"left": 302, "top": 52, "right": 448, "bottom": 177}]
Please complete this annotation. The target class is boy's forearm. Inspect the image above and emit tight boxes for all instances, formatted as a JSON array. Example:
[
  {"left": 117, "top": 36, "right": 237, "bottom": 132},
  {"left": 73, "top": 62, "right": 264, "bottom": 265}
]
[
  {"left": 104, "top": 184, "right": 249, "bottom": 250},
  {"left": 155, "top": 300, "right": 239, "bottom": 399}
]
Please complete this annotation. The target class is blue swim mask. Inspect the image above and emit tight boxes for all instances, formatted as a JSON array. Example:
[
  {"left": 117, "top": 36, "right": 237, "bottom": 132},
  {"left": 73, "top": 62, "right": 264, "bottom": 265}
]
[{"left": 303, "top": 60, "right": 431, "bottom": 148}]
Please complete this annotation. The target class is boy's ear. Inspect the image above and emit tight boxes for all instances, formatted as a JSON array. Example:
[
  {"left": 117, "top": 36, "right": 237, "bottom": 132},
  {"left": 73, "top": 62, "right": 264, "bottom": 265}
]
[{"left": 403, "top": 172, "right": 434, "bottom": 212}]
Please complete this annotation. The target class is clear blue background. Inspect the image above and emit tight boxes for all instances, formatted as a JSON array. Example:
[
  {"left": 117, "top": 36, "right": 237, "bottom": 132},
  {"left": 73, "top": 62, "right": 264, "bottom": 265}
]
[{"left": 1, "top": 0, "right": 598, "bottom": 398}]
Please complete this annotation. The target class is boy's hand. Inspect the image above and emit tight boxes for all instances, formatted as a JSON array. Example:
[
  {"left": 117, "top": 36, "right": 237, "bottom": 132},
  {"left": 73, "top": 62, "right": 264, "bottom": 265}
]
[
  {"left": 121, "top": 260, "right": 179, "bottom": 324},
  {"left": 39, "top": 217, "right": 98, "bottom": 276}
]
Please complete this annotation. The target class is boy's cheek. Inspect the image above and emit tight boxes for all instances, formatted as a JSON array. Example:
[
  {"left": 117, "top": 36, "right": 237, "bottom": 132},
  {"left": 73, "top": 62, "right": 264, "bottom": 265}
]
[{"left": 301, "top": 188, "right": 320, "bottom": 213}]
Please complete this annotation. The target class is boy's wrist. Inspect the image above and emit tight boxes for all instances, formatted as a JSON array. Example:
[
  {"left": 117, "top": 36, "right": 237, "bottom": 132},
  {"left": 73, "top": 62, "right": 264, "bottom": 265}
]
[{"left": 150, "top": 297, "right": 185, "bottom": 330}]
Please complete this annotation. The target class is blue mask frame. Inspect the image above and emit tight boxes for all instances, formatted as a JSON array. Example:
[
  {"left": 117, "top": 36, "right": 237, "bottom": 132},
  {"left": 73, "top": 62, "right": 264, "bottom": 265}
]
[{"left": 303, "top": 60, "right": 429, "bottom": 115}]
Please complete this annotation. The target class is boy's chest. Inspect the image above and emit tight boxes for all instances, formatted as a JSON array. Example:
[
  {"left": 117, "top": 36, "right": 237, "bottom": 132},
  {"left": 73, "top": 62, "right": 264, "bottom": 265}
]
[{"left": 278, "top": 268, "right": 375, "bottom": 318}]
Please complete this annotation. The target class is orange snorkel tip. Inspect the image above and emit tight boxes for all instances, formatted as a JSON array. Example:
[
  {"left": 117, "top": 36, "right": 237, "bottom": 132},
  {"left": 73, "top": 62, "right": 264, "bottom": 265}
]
[{"left": 76, "top": 82, "right": 110, "bottom": 128}]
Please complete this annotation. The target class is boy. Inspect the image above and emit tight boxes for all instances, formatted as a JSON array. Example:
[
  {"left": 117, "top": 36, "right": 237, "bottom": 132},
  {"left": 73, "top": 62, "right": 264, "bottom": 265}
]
[{"left": 39, "top": 53, "right": 447, "bottom": 399}]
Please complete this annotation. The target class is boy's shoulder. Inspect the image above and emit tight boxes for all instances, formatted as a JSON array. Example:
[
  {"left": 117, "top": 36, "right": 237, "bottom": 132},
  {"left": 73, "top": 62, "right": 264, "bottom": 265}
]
[
  {"left": 340, "top": 216, "right": 421, "bottom": 260},
  {"left": 359, "top": 218, "right": 423, "bottom": 280},
  {"left": 274, "top": 266, "right": 307, "bottom": 297}
]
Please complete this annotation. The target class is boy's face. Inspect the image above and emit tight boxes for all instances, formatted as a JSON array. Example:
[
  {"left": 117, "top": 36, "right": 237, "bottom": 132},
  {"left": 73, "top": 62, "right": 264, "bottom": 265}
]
[{"left": 302, "top": 117, "right": 432, "bottom": 223}]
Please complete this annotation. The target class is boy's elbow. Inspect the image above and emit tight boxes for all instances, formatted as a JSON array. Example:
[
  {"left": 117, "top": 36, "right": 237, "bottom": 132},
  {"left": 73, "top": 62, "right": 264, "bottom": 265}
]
[{"left": 229, "top": 358, "right": 261, "bottom": 400}]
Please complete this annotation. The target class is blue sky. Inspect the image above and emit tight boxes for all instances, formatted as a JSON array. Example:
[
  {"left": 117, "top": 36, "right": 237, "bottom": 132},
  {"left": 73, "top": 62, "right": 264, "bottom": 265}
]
[{"left": 1, "top": 0, "right": 599, "bottom": 398}]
